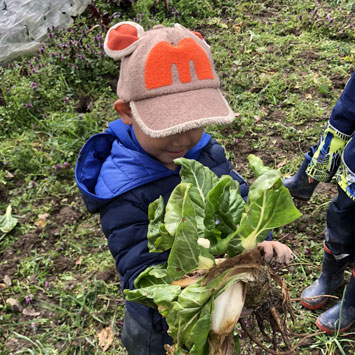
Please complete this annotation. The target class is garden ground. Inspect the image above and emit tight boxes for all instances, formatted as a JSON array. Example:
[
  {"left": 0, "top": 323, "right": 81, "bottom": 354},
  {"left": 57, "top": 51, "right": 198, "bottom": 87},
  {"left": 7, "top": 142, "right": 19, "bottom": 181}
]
[{"left": 1, "top": 0, "right": 355, "bottom": 354}]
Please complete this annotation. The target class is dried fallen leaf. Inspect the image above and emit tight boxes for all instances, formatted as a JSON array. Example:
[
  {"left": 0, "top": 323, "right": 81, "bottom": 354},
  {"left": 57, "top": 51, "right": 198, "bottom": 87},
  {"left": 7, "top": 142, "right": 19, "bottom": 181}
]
[
  {"left": 35, "top": 213, "right": 49, "bottom": 228},
  {"left": 5, "top": 338, "right": 21, "bottom": 352},
  {"left": 75, "top": 256, "right": 82, "bottom": 265},
  {"left": 22, "top": 308, "right": 41, "bottom": 317},
  {"left": 218, "top": 21, "right": 228, "bottom": 29},
  {"left": 5, "top": 171, "right": 14, "bottom": 179},
  {"left": 232, "top": 24, "right": 241, "bottom": 33},
  {"left": 277, "top": 159, "right": 287, "bottom": 168},
  {"left": 28, "top": 274, "right": 38, "bottom": 284},
  {"left": 4, "top": 275, "right": 12, "bottom": 286},
  {"left": 97, "top": 326, "right": 114, "bottom": 351},
  {"left": 6, "top": 298, "right": 23, "bottom": 313},
  {"left": 312, "top": 73, "right": 319, "bottom": 84},
  {"left": 0, "top": 283, "right": 7, "bottom": 289}
]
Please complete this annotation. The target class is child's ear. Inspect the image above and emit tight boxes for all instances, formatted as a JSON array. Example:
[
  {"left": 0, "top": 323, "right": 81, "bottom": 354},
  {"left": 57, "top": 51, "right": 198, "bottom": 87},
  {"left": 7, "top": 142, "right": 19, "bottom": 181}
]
[{"left": 114, "top": 99, "right": 133, "bottom": 124}]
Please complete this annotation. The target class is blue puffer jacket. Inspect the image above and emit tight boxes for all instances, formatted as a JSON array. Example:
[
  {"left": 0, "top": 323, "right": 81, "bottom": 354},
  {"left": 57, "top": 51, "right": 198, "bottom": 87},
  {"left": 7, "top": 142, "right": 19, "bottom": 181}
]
[
  {"left": 75, "top": 119, "right": 249, "bottom": 330},
  {"left": 329, "top": 72, "right": 355, "bottom": 174}
]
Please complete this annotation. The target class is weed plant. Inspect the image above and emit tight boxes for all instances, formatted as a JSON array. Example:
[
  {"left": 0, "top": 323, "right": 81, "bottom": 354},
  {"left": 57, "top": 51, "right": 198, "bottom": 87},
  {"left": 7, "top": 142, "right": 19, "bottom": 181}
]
[{"left": 1, "top": 0, "right": 355, "bottom": 354}]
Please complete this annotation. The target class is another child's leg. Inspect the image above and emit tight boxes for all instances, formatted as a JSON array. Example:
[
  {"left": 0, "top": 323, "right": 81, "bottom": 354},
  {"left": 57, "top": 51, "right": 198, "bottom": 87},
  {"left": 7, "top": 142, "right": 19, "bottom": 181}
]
[
  {"left": 313, "top": 187, "right": 355, "bottom": 333},
  {"left": 121, "top": 309, "right": 173, "bottom": 355},
  {"left": 316, "top": 266, "right": 355, "bottom": 334},
  {"left": 300, "top": 244, "right": 350, "bottom": 310},
  {"left": 325, "top": 185, "right": 355, "bottom": 257},
  {"left": 301, "top": 186, "right": 355, "bottom": 310}
]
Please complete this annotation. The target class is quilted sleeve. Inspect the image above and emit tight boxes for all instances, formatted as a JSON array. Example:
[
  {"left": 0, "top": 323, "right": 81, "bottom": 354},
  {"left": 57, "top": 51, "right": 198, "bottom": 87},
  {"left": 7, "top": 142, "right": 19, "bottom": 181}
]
[
  {"left": 99, "top": 192, "right": 169, "bottom": 292},
  {"left": 329, "top": 73, "right": 355, "bottom": 135}
]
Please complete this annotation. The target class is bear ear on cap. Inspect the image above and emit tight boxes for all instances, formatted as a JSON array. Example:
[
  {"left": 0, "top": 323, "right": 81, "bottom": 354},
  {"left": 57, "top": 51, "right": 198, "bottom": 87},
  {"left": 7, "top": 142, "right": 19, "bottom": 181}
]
[
  {"left": 174, "top": 23, "right": 209, "bottom": 47},
  {"left": 104, "top": 21, "right": 145, "bottom": 59}
]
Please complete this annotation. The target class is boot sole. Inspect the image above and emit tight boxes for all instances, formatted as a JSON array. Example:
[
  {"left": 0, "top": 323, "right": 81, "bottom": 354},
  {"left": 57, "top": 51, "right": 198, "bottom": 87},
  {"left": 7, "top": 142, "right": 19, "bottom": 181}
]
[
  {"left": 301, "top": 298, "right": 328, "bottom": 310},
  {"left": 315, "top": 318, "right": 353, "bottom": 334}
]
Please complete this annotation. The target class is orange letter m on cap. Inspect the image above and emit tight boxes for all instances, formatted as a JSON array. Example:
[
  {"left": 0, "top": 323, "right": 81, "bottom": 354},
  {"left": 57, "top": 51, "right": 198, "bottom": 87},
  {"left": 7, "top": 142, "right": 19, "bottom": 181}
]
[{"left": 145, "top": 38, "right": 214, "bottom": 90}]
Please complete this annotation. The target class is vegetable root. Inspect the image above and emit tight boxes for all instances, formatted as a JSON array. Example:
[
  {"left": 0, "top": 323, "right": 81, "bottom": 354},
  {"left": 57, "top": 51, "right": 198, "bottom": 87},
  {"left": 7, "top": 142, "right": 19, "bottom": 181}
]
[{"left": 208, "top": 332, "right": 235, "bottom": 355}]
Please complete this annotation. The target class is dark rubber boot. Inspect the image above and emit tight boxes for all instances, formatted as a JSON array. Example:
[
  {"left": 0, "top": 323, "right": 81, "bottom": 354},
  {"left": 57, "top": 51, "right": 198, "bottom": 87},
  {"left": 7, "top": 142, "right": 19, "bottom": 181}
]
[
  {"left": 283, "top": 157, "right": 319, "bottom": 201},
  {"left": 301, "top": 245, "right": 349, "bottom": 310},
  {"left": 316, "top": 268, "right": 355, "bottom": 334}
]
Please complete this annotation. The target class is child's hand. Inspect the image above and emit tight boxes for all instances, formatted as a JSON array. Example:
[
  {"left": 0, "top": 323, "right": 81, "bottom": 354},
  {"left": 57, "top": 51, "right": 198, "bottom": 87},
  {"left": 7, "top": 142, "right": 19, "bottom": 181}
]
[{"left": 257, "top": 241, "right": 293, "bottom": 264}]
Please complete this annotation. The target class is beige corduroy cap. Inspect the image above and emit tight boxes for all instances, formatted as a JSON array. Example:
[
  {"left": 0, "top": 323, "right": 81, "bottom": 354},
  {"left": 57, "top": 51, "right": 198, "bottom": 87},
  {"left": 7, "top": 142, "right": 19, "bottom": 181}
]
[{"left": 104, "top": 21, "right": 235, "bottom": 138}]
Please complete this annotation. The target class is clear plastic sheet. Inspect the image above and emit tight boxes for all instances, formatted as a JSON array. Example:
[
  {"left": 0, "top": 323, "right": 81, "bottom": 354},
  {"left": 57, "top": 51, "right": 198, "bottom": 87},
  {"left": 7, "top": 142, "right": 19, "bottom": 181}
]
[{"left": 0, "top": 0, "right": 90, "bottom": 64}]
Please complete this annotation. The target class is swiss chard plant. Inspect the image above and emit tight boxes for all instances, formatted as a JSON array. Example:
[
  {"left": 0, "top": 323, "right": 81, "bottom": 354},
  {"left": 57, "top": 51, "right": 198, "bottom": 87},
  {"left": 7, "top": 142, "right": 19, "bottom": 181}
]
[{"left": 125, "top": 155, "right": 301, "bottom": 354}]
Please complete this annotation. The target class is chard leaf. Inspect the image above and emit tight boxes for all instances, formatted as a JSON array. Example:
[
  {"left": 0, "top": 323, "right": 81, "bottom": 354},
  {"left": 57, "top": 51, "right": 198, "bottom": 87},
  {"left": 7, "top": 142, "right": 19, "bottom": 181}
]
[
  {"left": 198, "top": 244, "right": 215, "bottom": 270},
  {"left": 124, "top": 284, "right": 181, "bottom": 312},
  {"left": 174, "top": 158, "right": 219, "bottom": 235},
  {"left": 167, "top": 213, "right": 200, "bottom": 279},
  {"left": 0, "top": 205, "right": 18, "bottom": 234},
  {"left": 227, "top": 155, "right": 301, "bottom": 255},
  {"left": 147, "top": 196, "right": 173, "bottom": 252},
  {"left": 248, "top": 169, "right": 282, "bottom": 202},
  {"left": 154, "top": 225, "right": 174, "bottom": 252},
  {"left": 174, "top": 158, "right": 219, "bottom": 199},
  {"left": 237, "top": 183, "right": 300, "bottom": 252},
  {"left": 165, "top": 182, "right": 192, "bottom": 236},
  {"left": 166, "top": 182, "right": 201, "bottom": 279},
  {"left": 134, "top": 263, "right": 171, "bottom": 288},
  {"left": 166, "top": 283, "right": 213, "bottom": 352},
  {"left": 248, "top": 154, "right": 271, "bottom": 177},
  {"left": 204, "top": 176, "right": 245, "bottom": 255},
  {"left": 205, "top": 175, "right": 245, "bottom": 235},
  {"left": 209, "top": 232, "right": 238, "bottom": 256},
  {"left": 188, "top": 308, "right": 211, "bottom": 355}
]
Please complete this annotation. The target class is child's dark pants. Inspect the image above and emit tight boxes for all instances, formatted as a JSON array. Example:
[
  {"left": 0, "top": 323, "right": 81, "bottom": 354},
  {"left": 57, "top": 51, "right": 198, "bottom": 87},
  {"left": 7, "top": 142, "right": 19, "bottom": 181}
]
[
  {"left": 326, "top": 185, "right": 355, "bottom": 257},
  {"left": 121, "top": 309, "right": 173, "bottom": 355}
]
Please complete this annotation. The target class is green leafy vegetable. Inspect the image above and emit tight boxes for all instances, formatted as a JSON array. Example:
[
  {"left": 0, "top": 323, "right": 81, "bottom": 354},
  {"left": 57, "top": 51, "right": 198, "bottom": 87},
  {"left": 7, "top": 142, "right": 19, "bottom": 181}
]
[
  {"left": 125, "top": 155, "right": 301, "bottom": 354},
  {"left": 227, "top": 156, "right": 302, "bottom": 255},
  {"left": 0, "top": 205, "right": 18, "bottom": 234}
]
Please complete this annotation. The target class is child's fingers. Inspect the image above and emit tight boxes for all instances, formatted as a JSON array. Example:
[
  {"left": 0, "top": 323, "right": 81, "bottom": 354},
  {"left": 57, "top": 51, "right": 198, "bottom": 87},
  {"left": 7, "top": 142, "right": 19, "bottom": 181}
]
[
  {"left": 258, "top": 241, "right": 293, "bottom": 264},
  {"left": 257, "top": 241, "right": 273, "bottom": 263},
  {"left": 273, "top": 242, "right": 293, "bottom": 264}
]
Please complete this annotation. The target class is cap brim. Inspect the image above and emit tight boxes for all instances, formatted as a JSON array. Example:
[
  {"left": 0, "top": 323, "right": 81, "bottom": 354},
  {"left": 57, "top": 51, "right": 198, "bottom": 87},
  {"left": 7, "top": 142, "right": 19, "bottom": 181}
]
[{"left": 130, "top": 88, "right": 235, "bottom": 138}]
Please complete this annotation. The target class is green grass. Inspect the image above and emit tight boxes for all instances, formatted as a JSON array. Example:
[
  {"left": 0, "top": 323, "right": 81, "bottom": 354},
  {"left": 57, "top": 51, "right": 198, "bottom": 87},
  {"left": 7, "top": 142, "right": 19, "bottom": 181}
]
[{"left": 1, "top": 0, "right": 355, "bottom": 353}]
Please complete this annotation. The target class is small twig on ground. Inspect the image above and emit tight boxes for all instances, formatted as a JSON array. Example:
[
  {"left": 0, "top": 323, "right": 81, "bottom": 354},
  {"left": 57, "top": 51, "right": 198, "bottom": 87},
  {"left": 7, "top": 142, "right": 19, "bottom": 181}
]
[
  {"left": 240, "top": 319, "right": 289, "bottom": 355},
  {"left": 270, "top": 320, "right": 278, "bottom": 350},
  {"left": 88, "top": 24, "right": 100, "bottom": 33},
  {"left": 290, "top": 331, "right": 324, "bottom": 348},
  {"left": 240, "top": 319, "right": 325, "bottom": 355},
  {"left": 270, "top": 306, "right": 291, "bottom": 350},
  {"left": 291, "top": 294, "right": 339, "bottom": 302}
]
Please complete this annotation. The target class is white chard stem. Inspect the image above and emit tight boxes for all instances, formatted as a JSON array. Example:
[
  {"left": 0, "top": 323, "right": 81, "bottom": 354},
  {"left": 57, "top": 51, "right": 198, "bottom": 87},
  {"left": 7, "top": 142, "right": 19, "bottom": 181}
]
[{"left": 211, "top": 280, "right": 246, "bottom": 335}]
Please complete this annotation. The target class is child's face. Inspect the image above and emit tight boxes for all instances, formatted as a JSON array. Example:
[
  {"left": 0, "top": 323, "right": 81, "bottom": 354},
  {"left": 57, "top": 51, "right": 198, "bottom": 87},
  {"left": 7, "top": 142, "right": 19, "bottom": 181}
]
[
  {"left": 133, "top": 123, "right": 204, "bottom": 170},
  {"left": 115, "top": 100, "right": 204, "bottom": 170}
]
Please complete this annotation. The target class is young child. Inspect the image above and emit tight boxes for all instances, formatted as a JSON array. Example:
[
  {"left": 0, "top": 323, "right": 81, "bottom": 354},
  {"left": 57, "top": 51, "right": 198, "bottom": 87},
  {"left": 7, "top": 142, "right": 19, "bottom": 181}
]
[
  {"left": 75, "top": 22, "right": 293, "bottom": 354},
  {"left": 284, "top": 73, "right": 355, "bottom": 334}
]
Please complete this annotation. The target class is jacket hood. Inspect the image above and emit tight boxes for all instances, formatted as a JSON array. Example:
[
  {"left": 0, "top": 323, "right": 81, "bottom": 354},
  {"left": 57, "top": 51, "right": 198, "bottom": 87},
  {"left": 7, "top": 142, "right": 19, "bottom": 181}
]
[{"left": 75, "top": 119, "right": 211, "bottom": 212}]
